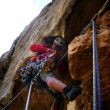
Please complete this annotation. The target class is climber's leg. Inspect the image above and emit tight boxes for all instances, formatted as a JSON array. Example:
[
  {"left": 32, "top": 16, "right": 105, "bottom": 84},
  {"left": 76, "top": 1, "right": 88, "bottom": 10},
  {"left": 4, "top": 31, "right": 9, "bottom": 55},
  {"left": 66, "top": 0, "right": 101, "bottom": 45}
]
[
  {"left": 51, "top": 93, "right": 64, "bottom": 110},
  {"left": 47, "top": 77, "right": 66, "bottom": 92},
  {"left": 46, "top": 76, "right": 82, "bottom": 101}
]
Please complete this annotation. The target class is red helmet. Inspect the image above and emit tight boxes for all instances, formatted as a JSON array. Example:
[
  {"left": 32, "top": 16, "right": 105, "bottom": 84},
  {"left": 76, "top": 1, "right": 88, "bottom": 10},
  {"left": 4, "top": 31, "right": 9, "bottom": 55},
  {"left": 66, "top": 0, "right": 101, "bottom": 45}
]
[{"left": 30, "top": 44, "right": 49, "bottom": 53}]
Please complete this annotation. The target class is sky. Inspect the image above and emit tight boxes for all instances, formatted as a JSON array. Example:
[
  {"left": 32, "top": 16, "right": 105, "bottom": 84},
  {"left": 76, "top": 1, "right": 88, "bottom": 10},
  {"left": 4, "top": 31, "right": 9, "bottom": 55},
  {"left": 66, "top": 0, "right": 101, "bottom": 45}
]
[{"left": 0, "top": 0, "right": 51, "bottom": 57}]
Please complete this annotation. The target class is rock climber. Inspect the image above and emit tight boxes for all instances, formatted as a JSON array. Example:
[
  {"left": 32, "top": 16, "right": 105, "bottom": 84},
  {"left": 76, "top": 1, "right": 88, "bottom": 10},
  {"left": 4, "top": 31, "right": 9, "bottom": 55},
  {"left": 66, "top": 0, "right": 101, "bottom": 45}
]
[{"left": 17, "top": 36, "right": 82, "bottom": 110}]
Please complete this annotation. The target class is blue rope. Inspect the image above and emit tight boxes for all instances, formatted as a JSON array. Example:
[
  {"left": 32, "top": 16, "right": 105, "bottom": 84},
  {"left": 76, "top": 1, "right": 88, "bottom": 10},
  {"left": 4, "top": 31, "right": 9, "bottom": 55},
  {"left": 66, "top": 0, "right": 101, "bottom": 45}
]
[
  {"left": 92, "top": 20, "right": 97, "bottom": 110},
  {"left": 92, "top": 20, "right": 102, "bottom": 110},
  {"left": 95, "top": 34, "right": 102, "bottom": 110}
]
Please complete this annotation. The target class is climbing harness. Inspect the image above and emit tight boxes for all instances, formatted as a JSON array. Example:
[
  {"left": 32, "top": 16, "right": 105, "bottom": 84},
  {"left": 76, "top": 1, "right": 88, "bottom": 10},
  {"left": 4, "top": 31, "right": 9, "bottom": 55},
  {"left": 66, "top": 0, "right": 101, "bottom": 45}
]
[
  {"left": 24, "top": 59, "right": 56, "bottom": 110},
  {"left": 92, "top": 20, "right": 102, "bottom": 110}
]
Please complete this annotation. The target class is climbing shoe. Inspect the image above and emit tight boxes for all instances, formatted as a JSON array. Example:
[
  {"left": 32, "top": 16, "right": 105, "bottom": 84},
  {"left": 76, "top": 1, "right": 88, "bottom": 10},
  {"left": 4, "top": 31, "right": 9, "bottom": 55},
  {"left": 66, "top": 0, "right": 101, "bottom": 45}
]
[{"left": 64, "top": 85, "right": 82, "bottom": 101}]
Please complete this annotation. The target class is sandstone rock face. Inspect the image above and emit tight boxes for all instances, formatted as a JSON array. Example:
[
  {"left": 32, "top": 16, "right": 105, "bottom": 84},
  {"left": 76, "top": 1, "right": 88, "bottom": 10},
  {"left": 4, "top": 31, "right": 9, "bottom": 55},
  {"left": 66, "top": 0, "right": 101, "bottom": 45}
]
[
  {"left": 0, "top": 0, "right": 76, "bottom": 109},
  {"left": 68, "top": 11, "right": 110, "bottom": 110},
  {"left": 0, "top": 0, "right": 109, "bottom": 110},
  {"left": 0, "top": 0, "right": 75, "bottom": 100}
]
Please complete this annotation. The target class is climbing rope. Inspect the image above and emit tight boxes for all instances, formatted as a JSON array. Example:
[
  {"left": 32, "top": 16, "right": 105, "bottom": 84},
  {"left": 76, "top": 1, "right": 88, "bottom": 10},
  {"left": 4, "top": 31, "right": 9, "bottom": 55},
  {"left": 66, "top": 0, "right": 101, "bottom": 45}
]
[
  {"left": 56, "top": 51, "right": 68, "bottom": 67},
  {"left": 92, "top": 20, "right": 102, "bottom": 110},
  {"left": 80, "top": 0, "right": 109, "bottom": 35},
  {"left": 92, "top": 20, "right": 97, "bottom": 110},
  {"left": 25, "top": 81, "right": 33, "bottom": 110},
  {"left": 24, "top": 70, "right": 41, "bottom": 110},
  {"left": 59, "top": 0, "right": 110, "bottom": 62},
  {"left": 1, "top": 85, "right": 27, "bottom": 110}
]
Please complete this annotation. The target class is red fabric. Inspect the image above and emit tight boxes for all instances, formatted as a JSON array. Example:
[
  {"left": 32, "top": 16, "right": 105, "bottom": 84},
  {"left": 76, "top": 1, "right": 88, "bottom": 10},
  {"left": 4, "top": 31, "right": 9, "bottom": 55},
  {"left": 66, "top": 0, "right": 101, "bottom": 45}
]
[
  {"left": 30, "top": 43, "right": 66, "bottom": 74},
  {"left": 30, "top": 44, "right": 49, "bottom": 53}
]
